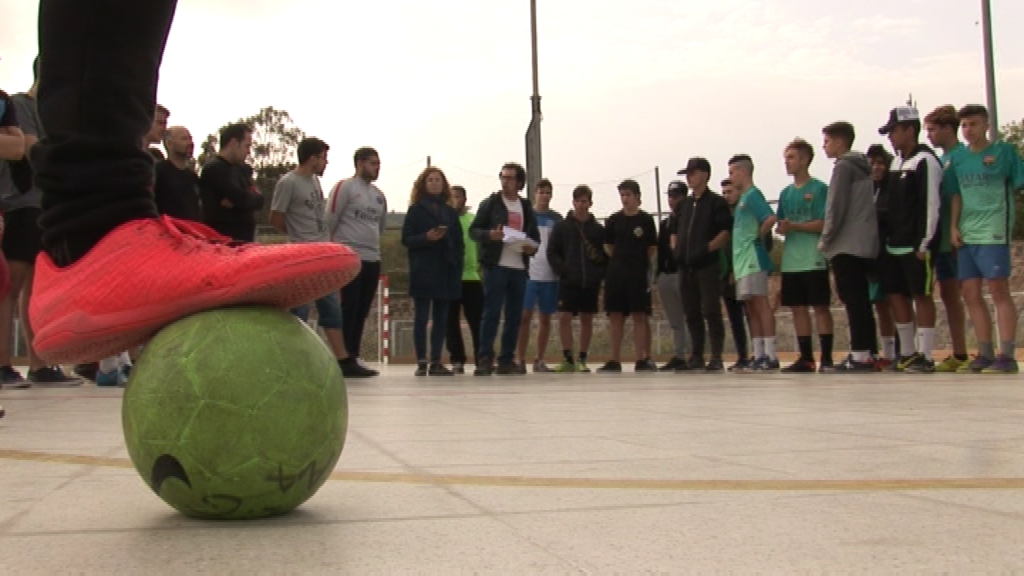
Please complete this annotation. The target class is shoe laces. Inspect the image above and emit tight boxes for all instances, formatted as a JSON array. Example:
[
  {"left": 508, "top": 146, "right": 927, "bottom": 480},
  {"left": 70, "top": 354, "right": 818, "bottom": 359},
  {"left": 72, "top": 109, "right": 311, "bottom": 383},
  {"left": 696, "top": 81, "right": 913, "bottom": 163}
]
[{"left": 155, "top": 216, "right": 250, "bottom": 254}]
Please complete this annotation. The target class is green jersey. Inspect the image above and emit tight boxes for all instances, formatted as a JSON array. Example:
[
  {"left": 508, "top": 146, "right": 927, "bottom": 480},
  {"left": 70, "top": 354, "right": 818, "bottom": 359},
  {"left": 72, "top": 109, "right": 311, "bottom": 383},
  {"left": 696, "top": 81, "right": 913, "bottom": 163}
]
[
  {"left": 732, "top": 186, "right": 774, "bottom": 279},
  {"left": 459, "top": 212, "right": 480, "bottom": 281},
  {"left": 937, "top": 142, "right": 966, "bottom": 253},
  {"left": 776, "top": 178, "right": 828, "bottom": 272},
  {"left": 947, "top": 141, "right": 1024, "bottom": 245}
]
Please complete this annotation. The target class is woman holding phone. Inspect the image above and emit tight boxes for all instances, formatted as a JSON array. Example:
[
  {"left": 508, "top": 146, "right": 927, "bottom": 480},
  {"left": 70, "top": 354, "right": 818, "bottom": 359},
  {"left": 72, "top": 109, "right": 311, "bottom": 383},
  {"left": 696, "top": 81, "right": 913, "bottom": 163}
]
[{"left": 402, "top": 167, "right": 464, "bottom": 376}]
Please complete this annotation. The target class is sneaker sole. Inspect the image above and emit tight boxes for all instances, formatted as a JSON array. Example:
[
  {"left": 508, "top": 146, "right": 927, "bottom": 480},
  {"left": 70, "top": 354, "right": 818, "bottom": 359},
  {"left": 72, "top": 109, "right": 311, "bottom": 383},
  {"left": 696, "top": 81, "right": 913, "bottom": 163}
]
[{"left": 34, "top": 254, "right": 360, "bottom": 364}]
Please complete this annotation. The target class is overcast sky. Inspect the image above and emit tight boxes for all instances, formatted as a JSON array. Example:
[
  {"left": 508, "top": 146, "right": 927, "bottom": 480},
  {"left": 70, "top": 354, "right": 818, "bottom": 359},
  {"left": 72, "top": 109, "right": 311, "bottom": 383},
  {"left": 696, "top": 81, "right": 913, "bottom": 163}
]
[{"left": 2, "top": 0, "right": 1023, "bottom": 219}]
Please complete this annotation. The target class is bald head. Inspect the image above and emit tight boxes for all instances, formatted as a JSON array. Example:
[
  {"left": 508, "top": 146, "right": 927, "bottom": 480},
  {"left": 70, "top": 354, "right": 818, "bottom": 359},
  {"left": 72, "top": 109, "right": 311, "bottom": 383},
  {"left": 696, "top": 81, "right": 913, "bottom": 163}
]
[{"left": 163, "top": 125, "right": 194, "bottom": 165}]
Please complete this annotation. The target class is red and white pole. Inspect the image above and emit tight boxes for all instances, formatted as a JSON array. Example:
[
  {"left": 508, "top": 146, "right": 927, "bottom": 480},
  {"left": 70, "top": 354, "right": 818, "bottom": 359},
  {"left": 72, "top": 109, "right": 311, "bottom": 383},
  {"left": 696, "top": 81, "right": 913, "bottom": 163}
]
[{"left": 379, "top": 274, "right": 390, "bottom": 365}]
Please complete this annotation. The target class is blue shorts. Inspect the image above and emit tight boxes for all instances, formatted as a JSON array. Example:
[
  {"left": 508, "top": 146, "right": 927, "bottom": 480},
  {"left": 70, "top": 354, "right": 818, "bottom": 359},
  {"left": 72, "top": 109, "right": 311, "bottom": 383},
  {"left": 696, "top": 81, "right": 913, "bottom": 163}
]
[
  {"left": 957, "top": 244, "right": 1011, "bottom": 281},
  {"left": 291, "top": 291, "right": 343, "bottom": 329},
  {"left": 524, "top": 280, "right": 559, "bottom": 314},
  {"left": 933, "top": 251, "right": 958, "bottom": 283},
  {"left": 868, "top": 281, "right": 884, "bottom": 304}
]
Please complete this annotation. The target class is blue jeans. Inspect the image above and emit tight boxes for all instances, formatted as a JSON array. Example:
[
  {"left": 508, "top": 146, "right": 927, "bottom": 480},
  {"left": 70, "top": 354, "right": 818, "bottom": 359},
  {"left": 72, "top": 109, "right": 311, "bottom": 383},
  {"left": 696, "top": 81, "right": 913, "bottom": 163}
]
[
  {"left": 291, "top": 291, "right": 343, "bottom": 330},
  {"left": 478, "top": 266, "right": 528, "bottom": 364},
  {"left": 414, "top": 297, "right": 451, "bottom": 363}
]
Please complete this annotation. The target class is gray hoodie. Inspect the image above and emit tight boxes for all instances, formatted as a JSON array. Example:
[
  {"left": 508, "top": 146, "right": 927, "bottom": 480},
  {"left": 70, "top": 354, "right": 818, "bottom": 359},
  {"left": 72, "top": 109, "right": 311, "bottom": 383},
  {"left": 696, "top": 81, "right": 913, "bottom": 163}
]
[{"left": 819, "top": 151, "right": 879, "bottom": 260}]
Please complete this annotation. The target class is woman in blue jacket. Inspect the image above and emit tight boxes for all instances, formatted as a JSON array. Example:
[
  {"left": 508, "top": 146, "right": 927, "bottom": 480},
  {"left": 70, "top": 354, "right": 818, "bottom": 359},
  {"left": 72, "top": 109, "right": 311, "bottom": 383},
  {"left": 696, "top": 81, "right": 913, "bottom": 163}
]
[{"left": 402, "top": 167, "right": 464, "bottom": 376}]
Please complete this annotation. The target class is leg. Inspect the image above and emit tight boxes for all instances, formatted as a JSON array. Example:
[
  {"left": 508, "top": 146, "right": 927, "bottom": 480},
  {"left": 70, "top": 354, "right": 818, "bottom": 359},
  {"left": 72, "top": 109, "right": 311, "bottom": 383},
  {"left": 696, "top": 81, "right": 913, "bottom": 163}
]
[
  {"left": 352, "top": 261, "right": 381, "bottom": 358},
  {"left": 988, "top": 277, "right": 1018, "bottom": 368},
  {"left": 429, "top": 299, "right": 450, "bottom": 364},
  {"left": 832, "top": 255, "right": 877, "bottom": 365},
  {"left": 534, "top": 282, "right": 558, "bottom": 365},
  {"left": 679, "top": 270, "right": 705, "bottom": 360},
  {"left": 657, "top": 272, "right": 688, "bottom": 362},
  {"left": 412, "top": 296, "right": 430, "bottom": 363},
  {"left": 536, "top": 313, "right": 552, "bottom": 363},
  {"left": 608, "top": 313, "right": 625, "bottom": 363},
  {"left": 462, "top": 280, "right": 484, "bottom": 365},
  {"left": 724, "top": 295, "right": 749, "bottom": 360},
  {"left": 558, "top": 311, "right": 574, "bottom": 359},
  {"left": 445, "top": 297, "right": 466, "bottom": 364},
  {"left": 477, "top": 268, "right": 505, "bottom": 365},
  {"left": 517, "top": 280, "right": 538, "bottom": 364},
  {"left": 498, "top": 269, "right": 527, "bottom": 364},
  {"left": 936, "top": 252, "right": 968, "bottom": 362},
  {"left": 579, "top": 313, "right": 594, "bottom": 355},
  {"left": 312, "top": 293, "right": 349, "bottom": 360},
  {"left": 699, "top": 263, "right": 726, "bottom": 363},
  {"left": 632, "top": 312, "right": 649, "bottom": 363}
]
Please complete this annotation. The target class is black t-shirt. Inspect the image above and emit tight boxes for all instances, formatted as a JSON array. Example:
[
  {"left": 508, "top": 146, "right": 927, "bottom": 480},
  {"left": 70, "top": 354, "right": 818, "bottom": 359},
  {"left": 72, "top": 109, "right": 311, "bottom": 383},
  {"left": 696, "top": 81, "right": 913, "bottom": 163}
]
[
  {"left": 154, "top": 160, "right": 202, "bottom": 221},
  {"left": 604, "top": 209, "right": 657, "bottom": 275}
]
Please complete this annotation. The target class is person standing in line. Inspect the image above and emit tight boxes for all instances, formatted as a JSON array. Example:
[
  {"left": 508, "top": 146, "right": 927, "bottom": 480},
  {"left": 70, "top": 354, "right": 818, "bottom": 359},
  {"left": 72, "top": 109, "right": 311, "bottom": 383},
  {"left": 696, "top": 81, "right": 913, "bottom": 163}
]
[
  {"left": 445, "top": 185, "right": 483, "bottom": 374},
  {"left": 153, "top": 126, "right": 201, "bottom": 221},
  {"left": 516, "top": 178, "right": 562, "bottom": 373},
  {"left": 0, "top": 61, "right": 80, "bottom": 387},
  {"left": 775, "top": 138, "right": 835, "bottom": 373},
  {"left": 546, "top": 184, "right": 606, "bottom": 373},
  {"left": 469, "top": 162, "right": 540, "bottom": 376},
  {"left": 327, "top": 147, "right": 387, "bottom": 375},
  {"left": 719, "top": 179, "right": 752, "bottom": 371},
  {"left": 819, "top": 121, "right": 880, "bottom": 371},
  {"left": 948, "top": 104, "right": 1024, "bottom": 373},
  {"left": 866, "top": 144, "right": 900, "bottom": 369},
  {"left": 924, "top": 105, "right": 970, "bottom": 372},
  {"left": 270, "top": 137, "right": 376, "bottom": 379},
  {"left": 144, "top": 104, "right": 169, "bottom": 160},
  {"left": 671, "top": 157, "right": 733, "bottom": 372},
  {"left": 199, "top": 123, "right": 264, "bottom": 242},
  {"left": 727, "top": 155, "right": 779, "bottom": 372},
  {"left": 655, "top": 180, "right": 690, "bottom": 371},
  {"left": 402, "top": 167, "right": 463, "bottom": 377},
  {"left": 878, "top": 106, "right": 942, "bottom": 373},
  {"left": 597, "top": 179, "right": 658, "bottom": 373}
]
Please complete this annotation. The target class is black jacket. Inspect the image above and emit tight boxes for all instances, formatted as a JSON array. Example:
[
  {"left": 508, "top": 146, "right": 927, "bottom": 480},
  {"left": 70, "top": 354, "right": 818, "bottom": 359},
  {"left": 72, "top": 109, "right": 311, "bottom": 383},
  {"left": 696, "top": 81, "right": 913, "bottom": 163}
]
[
  {"left": 657, "top": 215, "right": 678, "bottom": 275},
  {"left": 672, "top": 189, "right": 733, "bottom": 269},
  {"left": 199, "top": 156, "right": 265, "bottom": 242},
  {"left": 402, "top": 195, "right": 464, "bottom": 300},
  {"left": 884, "top": 144, "right": 942, "bottom": 252},
  {"left": 547, "top": 211, "right": 606, "bottom": 288},
  {"left": 469, "top": 192, "right": 541, "bottom": 270}
]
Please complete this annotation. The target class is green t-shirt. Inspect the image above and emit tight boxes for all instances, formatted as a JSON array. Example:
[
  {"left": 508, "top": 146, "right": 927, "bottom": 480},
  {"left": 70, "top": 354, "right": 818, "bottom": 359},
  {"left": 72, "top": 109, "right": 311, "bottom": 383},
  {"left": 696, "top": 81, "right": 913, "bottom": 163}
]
[
  {"left": 732, "top": 186, "right": 775, "bottom": 280},
  {"left": 459, "top": 212, "right": 480, "bottom": 281},
  {"left": 776, "top": 178, "right": 828, "bottom": 272},
  {"left": 936, "top": 142, "right": 967, "bottom": 253},
  {"left": 947, "top": 141, "right": 1024, "bottom": 245}
]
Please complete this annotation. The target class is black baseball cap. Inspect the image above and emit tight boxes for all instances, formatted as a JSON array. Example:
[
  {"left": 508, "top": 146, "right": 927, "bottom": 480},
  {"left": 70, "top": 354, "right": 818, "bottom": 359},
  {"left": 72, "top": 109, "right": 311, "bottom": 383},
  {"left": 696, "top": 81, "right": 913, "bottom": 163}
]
[
  {"left": 677, "top": 157, "right": 711, "bottom": 176},
  {"left": 666, "top": 181, "right": 688, "bottom": 196},
  {"left": 878, "top": 106, "right": 920, "bottom": 135}
]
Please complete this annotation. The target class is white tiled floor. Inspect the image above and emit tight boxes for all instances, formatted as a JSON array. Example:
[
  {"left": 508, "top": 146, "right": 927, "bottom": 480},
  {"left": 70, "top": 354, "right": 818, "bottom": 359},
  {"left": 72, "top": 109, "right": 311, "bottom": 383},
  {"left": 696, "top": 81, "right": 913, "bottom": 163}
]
[{"left": 3, "top": 365, "right": 1024, "bottom": 573}]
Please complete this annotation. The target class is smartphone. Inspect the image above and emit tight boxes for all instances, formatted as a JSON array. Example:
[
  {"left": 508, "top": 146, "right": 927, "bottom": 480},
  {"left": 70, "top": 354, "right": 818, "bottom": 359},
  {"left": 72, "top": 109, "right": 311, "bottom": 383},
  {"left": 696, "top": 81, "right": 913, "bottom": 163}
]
[{"left": 437, "top": 225, "right": 448, "bottom": 232}]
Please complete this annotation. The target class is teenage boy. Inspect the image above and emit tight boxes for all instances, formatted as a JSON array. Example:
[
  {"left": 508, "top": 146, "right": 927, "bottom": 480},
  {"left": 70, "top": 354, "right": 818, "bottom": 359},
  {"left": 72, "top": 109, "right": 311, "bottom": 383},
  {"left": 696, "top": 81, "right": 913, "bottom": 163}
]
[
  {"left": 546, "top": 185, "right": 606, "bottom": 373},
  {"left": 597, "top": 179, "right": 657, "bottom": 373},
  {"left": 819, "top": 121, "right": 880, "bottom": 371},
  {"left": 776, "top": 138, "right": 834, "bottom": 372},
  {"left": 445, "top": 185, "right": 483, "bottom": 374},
  {"left": 866, "top": 144, "right": 900, "bottom": 369},
  {"left": 948, "top": 104, "right": 1024, "bottom": 373},
  {"left": 924, "top": 104, "right": 970, "bottom": 372},
  {"left": 719, "top": 179, "right": 752, "bottom": 371},
  {"left": 878, "top": 106, "right": 942, "bottom": 373},
  {"left": 655, "top": 180, "right": 690, "bottom": 370},
  {"left": 728, "top": 155, "right": 778, "bottom": 372},
  {"left": 516, "top": 179, "right": 562, "bottom": 372}
]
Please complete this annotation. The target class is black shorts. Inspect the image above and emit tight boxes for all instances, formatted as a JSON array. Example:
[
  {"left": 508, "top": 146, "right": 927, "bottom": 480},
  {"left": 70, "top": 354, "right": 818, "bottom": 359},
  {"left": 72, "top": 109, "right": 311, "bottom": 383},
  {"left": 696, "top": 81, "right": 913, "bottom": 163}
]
[
  {"left": 603, "top": 276, "right": 651, "bottom": 315},
  {"left": 557, "top": 284, "right": 600, "bottom": 316},
  {"left": 780, "top": 270, "right": 832, "bottom": 307},
  {"left": 1, "top": 207, "right": 43, "bottom": 264},
  {"left": 880, "top": 251, "right": 933, "bottom": 297}
]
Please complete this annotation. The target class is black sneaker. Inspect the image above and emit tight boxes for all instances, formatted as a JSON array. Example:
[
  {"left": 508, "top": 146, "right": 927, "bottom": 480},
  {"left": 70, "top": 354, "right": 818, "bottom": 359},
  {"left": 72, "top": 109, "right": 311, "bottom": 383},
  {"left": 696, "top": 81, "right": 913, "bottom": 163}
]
[
  {"left": 727, "top": 358, "right": 752, "bottom": 373},
  {"left": 675, "top": 356, "right": 705, "bottom": 373},
  {"left": 835, "top": 355, "right": 877, "bottom": 372},
  {"left": 634, "top": 359, "right": 658, "bottom": 372},
  {"left": 27, "top": 366, "right": 82, "bottom": 387},
  {"left": 414, "top": 363, "right": 427, "bottom": 377},
  {"left": 597, "top": 360, "right": 622, "bottom": 373},
  {"left": 73, "top": 362, "right": 99, "bottom": 381},
  {"left": 495, "top": 361, "right": 519, "bottom": 375},
  {"left": 818, "top": 359, "right": 837, "bottom": 373},
  {"left": 658, "top": 357, "right": 685, "bottom": 372},
  {"left": 781, "top": 358, "right": 817, "bottom": 373},
  {"left": 452, "top": 362, "right": 465, "bottom": 375},
  {"left": 339, "top": 358, "right": 377, "bottom": 378},
  {"left": 0, "top": 365, "right": 30, "bottom": 389},
  {"left": 474, "top": 357, "right": 494, "bottom": 376},
  {"left": 705, "top": 358, "right": 725, "bottom": 372},
  {"left": 428, "top": 363, "right": 454, "bottom": 376},
  {"left": 903, "top": 355, "right": 936, "bottom": 373}
]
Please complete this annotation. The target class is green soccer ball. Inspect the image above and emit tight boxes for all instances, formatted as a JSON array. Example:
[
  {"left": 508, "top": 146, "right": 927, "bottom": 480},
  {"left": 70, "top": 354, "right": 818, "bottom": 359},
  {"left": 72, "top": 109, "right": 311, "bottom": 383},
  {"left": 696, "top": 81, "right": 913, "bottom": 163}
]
[{"left": 122, "top": 306, "right": 348, "bottom": 520}]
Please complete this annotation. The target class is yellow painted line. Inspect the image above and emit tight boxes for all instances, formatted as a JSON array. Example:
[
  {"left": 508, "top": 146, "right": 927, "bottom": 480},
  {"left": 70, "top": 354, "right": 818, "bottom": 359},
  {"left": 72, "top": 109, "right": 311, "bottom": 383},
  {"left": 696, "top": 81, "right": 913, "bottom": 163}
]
[{"left": 3, "top": 449, "right": 1024, "bottom": 491}]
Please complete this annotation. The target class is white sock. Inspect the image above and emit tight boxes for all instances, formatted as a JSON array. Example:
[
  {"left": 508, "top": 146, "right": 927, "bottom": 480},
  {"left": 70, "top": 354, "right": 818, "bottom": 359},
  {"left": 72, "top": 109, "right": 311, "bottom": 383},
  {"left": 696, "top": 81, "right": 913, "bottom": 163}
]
[
  {"left": 896, "top": 323, "right": 916, "bottom": 356},
  {"left": 852, "top": 351, "right": 870, "bottom": 362},
  {"left": 99, "top": 356, "right": 119, "bottom": 373},
  {"left": 881, "top": 337, "right": 896, "bottom": 359},
  {"left": 753, "top": 338, "right": 765, "bottom": 359},
  {"left": 918, "top": 327, "right": 935, "bottom": 360},
  {"left": 764, "top": 337, "right": 777, "bottom": 361},
  {"left": 118, "top": 351, "right": 132, "bottom": 368}
]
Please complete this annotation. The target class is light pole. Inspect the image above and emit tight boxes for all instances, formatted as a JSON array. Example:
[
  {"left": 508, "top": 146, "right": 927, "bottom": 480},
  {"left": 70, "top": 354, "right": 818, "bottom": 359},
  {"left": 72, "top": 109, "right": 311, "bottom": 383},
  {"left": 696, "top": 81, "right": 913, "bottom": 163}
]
[
  {"left": 981, "top": 0, "right": 999, "bottom": 140},
  {"left": 525, "top": 0, "right": 542, "bottom": 202}
]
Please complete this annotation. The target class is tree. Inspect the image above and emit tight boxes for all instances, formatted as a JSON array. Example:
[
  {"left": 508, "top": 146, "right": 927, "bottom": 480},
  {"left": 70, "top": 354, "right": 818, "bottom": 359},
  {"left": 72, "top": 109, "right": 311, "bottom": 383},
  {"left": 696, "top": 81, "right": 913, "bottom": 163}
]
[
  {"left": 998, "top": 120, "right": 1024, "bottom": 239},
  {"left": 198, "top": 106, "right": 307, "bottom": 226}
]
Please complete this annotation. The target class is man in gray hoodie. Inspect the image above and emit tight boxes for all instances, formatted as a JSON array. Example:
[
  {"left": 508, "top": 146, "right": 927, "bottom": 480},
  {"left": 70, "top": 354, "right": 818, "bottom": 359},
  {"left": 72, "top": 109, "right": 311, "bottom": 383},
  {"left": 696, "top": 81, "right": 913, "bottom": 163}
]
[{"left": 819, "top": 121, "right": 879, "bottom": 372}]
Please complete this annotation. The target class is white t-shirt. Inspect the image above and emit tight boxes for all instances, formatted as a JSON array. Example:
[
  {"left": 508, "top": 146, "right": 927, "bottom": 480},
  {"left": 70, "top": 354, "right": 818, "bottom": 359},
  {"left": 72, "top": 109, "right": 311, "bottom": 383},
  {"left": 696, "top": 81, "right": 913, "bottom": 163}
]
[
  {"left": 528, "top": 210, "right": 560, "bottom": 281},
  {"left": 498, "top": 196, "right": 525, "bottom": 270}
]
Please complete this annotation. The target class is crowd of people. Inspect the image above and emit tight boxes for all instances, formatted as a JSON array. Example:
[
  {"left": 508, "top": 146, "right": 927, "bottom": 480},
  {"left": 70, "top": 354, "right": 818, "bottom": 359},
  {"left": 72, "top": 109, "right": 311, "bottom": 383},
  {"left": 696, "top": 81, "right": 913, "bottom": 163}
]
[
  {"left": 2, "top": 42, "right": 1023, "bottom": 393},
  {"left": 394, "top": 103, "right": 1024, "bottom": 376}
]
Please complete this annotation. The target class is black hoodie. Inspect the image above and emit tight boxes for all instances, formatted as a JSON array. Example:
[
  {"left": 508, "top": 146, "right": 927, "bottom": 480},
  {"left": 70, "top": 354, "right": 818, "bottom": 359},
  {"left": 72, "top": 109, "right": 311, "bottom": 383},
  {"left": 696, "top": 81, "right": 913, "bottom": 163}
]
[
  {"left": 883, "top": 143, "right": 942, "bottom": 253},
  {"left": 546, "top": 211, "right": 607, "bottom": 288}
]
